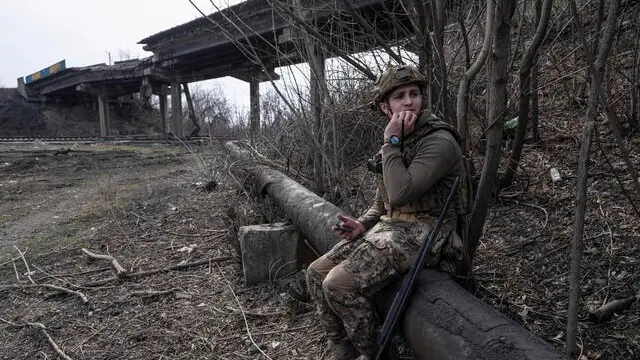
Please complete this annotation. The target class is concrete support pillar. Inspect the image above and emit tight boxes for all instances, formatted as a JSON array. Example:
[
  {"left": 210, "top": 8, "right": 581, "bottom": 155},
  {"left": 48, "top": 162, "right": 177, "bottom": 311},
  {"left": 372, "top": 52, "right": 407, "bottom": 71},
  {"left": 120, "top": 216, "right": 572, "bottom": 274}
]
[
  {"left": 140, "top": 77, "right": 153, "bottom": 108},
  {"left": 170, "top": 81, "right": 183, "bottom": 138},
  {"left": 159, "top": 88, "right": 168, "bottom": 139},
  {"left": 98, "top": 88, "right": 110, "bottom": 137},
  {"left": 17, "top": 77, "right": 28, "bottom": 99},
  {"left": 249, "top": 72, "right": 260, "bottom": 143}
]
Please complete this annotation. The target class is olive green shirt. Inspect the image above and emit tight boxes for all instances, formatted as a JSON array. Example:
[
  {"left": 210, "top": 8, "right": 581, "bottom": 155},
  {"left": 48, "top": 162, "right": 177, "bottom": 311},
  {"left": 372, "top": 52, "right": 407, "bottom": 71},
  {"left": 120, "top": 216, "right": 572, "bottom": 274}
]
[{"left": 357, "top": 115, "right": 463, "bottom": 229}]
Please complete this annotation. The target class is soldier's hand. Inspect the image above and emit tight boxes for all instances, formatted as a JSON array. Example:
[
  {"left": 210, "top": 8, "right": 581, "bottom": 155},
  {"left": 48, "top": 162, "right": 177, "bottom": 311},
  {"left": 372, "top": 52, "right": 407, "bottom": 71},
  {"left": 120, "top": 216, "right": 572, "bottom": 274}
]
[
  {"left": 384, "top": 110, "right": 417, "bottom": 141},
  {"left": 332, "top": 214, "right": 365, "bottom": 241}
]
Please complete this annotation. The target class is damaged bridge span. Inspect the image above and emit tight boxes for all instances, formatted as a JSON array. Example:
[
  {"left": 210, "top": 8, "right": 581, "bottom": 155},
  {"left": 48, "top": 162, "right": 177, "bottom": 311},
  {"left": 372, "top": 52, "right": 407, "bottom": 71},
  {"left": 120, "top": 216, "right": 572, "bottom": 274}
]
[{"left": 225, "top": 140, "right": 567, "bottom": 360}]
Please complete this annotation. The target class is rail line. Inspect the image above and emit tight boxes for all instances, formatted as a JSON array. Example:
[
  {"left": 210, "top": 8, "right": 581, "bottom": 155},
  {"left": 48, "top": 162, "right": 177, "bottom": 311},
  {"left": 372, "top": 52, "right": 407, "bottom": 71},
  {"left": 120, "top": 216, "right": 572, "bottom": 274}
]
[{"left": 0, "top": 135, "right": 236, "bottom": 145}]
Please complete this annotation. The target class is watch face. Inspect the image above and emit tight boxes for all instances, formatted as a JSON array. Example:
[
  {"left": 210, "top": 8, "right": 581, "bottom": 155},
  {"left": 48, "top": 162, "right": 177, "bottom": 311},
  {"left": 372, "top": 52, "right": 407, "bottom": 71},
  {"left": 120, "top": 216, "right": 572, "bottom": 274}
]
[{"left": 390, "top": 135, "right": 400, "bottom": 145}]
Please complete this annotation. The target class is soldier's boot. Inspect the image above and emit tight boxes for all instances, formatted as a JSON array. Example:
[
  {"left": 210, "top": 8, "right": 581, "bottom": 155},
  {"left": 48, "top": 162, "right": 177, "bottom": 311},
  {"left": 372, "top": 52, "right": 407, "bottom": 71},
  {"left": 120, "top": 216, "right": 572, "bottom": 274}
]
[{"left": 326, "top": 338, "right": 357, "bottom": 360}]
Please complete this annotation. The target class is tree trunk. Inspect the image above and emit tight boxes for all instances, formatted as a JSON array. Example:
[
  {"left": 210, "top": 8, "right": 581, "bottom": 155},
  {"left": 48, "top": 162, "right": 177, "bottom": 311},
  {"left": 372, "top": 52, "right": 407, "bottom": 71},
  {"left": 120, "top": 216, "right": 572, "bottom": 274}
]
[
  {"left": 500, "top": 0, "right": 553, "bottom": 188},
  {"left": 430, "top": 0, "right": 454, "bottom": 122},
  {"left": 416, "top": 0, "right": 434, "bottom": 110},
  {"left": 182, "top": 83, "right": 200, "bottom": 138},
  {"left": 468, "top": 0, "right": 515, "bottom": 261},
  {"left": 224, "top": 140, "right": 568, "bottom": 360},
  {"left": 633, "top": 25, "right": 639, "bottom": 130},
  {"left": 456, "top": 0, "right": 495, "bottom": 155},
  {"left": 531, "top": 0, "right": 541, "bottom": 144},
  {"left": 566, "top": 0, "right": 619, "bottom": 355}
]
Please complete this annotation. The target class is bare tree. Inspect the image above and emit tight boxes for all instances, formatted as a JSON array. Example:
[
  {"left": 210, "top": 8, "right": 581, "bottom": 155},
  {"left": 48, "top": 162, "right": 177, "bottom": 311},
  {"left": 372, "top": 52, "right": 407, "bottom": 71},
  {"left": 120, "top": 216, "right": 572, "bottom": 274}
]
[
  {"left": 633, "top": 17, "right": 640, "bottom": 130},
  {"left": 468, "top": 0, "right": 516, "bottom": 261},
  {"left": 183, "top": 83, "right": 201, "bottom": 137},
  {"left": 566, "top": 0, "right": 619, "bottom": 355},
  {"left": 500, "top": 0, "right": 553, "bottom": 188},
  {"left": 187, "top": 85, "right": 234, "bottom": 137},
  {"left": 456, "top": 0, "right": 495, "bottom": 154},
  {"left": 530, "top": 0, "right": 543, "bottom": 142}
]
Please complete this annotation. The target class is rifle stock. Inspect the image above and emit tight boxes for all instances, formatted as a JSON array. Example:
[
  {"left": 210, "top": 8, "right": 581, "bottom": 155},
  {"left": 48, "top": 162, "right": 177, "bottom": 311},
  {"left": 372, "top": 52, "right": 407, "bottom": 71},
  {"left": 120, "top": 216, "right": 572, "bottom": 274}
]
[{"left": 374, "top": 176, "right": 460, "bottom": 360}]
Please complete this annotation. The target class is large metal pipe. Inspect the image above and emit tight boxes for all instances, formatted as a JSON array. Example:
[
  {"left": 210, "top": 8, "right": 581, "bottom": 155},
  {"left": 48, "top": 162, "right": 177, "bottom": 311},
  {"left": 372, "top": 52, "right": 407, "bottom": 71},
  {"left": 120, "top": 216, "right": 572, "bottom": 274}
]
[{"left": 226, "top": 141, "right": 567, "bottom": 360}]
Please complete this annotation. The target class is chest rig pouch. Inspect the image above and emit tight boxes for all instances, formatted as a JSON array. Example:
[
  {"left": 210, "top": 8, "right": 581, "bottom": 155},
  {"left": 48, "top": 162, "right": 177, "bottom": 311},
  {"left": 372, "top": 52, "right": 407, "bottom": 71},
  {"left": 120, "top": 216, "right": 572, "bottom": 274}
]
[{"left": 365, "top": 115, "right": 470, "bottom": 220}]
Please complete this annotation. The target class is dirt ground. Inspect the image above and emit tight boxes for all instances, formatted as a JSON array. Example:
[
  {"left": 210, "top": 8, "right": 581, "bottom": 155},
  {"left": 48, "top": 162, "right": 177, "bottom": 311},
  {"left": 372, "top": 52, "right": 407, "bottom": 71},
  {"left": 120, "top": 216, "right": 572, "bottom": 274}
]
[
  {"left": 1, "top": 130, "right": 639, "bottom": 360},
  {"left": 0, "top": 141, "right": 322, "bottom": 360}
]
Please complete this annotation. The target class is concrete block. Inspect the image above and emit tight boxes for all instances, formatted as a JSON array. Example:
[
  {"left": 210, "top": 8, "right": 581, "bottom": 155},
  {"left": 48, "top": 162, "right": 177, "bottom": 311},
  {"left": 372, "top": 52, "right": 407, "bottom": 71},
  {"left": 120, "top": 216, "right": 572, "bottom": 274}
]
[{"left": 238, "top": 223, "right": 300, "bottom": 285}]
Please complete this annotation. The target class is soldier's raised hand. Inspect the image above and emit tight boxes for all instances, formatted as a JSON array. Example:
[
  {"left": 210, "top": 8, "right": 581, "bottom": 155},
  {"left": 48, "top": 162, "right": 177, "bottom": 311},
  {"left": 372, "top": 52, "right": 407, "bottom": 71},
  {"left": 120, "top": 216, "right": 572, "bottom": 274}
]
[{"left": 384, "top": 110, "right": 417, "bottom": 141}]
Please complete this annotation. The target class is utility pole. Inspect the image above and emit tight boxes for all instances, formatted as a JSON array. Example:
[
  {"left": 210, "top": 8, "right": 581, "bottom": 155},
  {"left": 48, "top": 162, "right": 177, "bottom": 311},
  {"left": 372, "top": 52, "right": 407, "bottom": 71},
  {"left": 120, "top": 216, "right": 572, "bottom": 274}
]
[{"left": 104, "top": 51, "right": 112, "bottom": 65}]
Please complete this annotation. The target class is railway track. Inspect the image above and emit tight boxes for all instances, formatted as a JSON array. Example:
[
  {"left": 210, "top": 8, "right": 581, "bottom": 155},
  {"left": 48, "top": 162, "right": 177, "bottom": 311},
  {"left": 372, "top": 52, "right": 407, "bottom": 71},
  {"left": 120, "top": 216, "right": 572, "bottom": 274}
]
[{"left": 0, "top": 135, "right": 235, "bottom": 145}]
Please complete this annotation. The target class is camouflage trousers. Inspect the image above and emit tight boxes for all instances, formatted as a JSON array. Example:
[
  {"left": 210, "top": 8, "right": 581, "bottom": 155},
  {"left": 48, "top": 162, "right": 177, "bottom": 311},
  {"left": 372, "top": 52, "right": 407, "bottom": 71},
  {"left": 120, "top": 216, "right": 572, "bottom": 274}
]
[{"left": 306, "top": 216, "right": 462, "bottom": 357}]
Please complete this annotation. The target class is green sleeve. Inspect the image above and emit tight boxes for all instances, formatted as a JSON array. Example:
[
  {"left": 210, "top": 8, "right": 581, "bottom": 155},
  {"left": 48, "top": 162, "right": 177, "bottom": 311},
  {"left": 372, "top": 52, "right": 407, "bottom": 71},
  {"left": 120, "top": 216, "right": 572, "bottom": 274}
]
[
  {"left": 381, "top": 131, "right": 460, "bottom": 206},
  {"left": 357, "top": 187, "right": 385, "bottom": 230}
]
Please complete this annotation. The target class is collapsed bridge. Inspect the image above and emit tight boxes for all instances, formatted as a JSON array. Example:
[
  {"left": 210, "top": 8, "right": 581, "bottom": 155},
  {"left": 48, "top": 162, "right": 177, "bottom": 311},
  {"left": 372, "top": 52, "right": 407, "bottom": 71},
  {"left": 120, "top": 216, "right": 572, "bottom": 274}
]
[{"left": 16, "top": 0, "right": 411, "bottom": 138}]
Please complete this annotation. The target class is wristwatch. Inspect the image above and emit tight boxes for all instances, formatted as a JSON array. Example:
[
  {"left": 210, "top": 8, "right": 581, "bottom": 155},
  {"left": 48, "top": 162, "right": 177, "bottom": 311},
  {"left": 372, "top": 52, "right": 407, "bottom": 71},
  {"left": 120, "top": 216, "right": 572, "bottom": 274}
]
[{"left": 385, "top": 135, "right": 401, "bottom": 146}]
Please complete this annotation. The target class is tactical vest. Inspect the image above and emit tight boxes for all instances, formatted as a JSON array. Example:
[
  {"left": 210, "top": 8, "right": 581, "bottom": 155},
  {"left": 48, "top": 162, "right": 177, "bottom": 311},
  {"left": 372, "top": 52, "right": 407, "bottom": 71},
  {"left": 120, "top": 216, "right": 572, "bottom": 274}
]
[{"left": 372, "top": 115, "right": 471, "bottom": 221}]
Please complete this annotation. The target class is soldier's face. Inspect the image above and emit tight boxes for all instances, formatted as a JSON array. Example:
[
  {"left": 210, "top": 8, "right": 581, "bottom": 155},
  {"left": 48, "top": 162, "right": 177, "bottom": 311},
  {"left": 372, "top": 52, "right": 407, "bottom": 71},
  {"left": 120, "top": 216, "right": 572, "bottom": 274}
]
[{"left": 379, "top": 84, "right": 423, "bottom": 118}]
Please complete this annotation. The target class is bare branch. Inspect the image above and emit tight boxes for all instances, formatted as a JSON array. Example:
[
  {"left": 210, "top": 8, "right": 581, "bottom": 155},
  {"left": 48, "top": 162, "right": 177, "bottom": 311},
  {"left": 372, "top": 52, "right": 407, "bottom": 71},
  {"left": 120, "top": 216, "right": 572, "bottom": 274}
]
[
  {"left": 0, "top": 318, "right": 73, "bottom": 360},
  {"left": 40, "top": 284, "right": 89, "bottom": 303},
  {"left": 81, "top": 248, "right": 126, "bottom": 277},
  {"left": 566, "top": 0, "right": 620, "bottom": 355},
  {"left": 456, "top": 0, "right": 495, "bottom": 151},
  {"left": 13, "top": 245, "right": 35, "bottom": 285},
  {"left": 269, "top": 0, "right": 376, "bottom": 80}
]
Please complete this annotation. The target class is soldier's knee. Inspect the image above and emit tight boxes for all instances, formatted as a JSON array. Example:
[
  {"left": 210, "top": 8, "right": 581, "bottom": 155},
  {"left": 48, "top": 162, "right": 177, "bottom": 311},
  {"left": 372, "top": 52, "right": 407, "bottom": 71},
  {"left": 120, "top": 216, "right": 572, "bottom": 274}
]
[
  {"left": 308, "top": 255, "right": 338, "bottom": 281},
  {"left": 322, "top": 265, "right": 357, "bottom": 296}
]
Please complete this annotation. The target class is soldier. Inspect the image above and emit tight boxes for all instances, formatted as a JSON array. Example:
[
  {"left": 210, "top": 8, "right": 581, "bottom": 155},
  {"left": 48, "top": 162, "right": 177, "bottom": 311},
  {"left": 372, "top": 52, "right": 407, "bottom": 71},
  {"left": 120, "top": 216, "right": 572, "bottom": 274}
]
[{"left": 306, "top": 64, "right": 468, "bottom": 360}]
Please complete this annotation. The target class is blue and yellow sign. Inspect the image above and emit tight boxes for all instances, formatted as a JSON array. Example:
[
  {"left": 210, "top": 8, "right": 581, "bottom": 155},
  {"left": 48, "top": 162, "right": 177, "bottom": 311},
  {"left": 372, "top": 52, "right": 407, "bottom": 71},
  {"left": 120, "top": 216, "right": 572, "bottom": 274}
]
[{"left": 25, "top": 60, "right": 66, "bottom": 84}]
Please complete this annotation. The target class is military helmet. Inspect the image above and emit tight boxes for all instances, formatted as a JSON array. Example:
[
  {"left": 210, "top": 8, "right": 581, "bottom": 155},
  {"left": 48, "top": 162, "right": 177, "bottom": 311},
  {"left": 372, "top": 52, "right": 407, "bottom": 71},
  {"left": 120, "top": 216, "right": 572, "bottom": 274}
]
[{"left": 372, "top": 64, "right": 427, "bottom": 104}]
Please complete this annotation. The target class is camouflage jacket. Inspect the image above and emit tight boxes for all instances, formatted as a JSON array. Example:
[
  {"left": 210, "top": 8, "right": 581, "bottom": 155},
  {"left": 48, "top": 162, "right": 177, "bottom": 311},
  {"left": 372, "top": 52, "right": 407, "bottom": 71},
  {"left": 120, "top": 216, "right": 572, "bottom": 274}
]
[{"left": 357, "top": 111, "right": 466, "bottom": 230}]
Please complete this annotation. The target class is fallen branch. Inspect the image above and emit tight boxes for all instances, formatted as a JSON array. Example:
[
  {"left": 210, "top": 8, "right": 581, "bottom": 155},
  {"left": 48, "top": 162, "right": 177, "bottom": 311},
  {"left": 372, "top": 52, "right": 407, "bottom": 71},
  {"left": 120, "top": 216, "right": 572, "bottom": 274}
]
[
  {"left": 0, "top": 283, "right": 88, "bottom": 303},
  {"left": 130, "top": 288, "right": 179, "bottom": 297},
  {"left": 35, "top": 266, "right": 111, "bottom": 283},
  {"left": 130, "top": 211, "right": 227, "bottom": 238},
  {"left": 81, "top": 248, "right": 126, "bottom": 277},
  {"left": 79, "top": 256, "right": 233, "bottom": 287},
  {"left": 511, "top": 200, "right": 549, "bottom": 229},
  {"left": 0, "top": 256, "right": 21, "bottom": 268},
  {"left": 12, "top": 259, "right": 20, "bottom": 281},
  {"left": 13, "top": 245, "right": 35, "bottom": 284},
  {"left": 228, "top": 284, "right": 273, "bottom": 360},
  {"left": 224, "top": 306, "right": 286, "bottom": 317},
  {"left": 589, "top": 294, "right": 639, "bottom": 323},
  {"left": 0, "top": 317, "right": 73, "bottom": 360},
  {"left": 215, "top": 324, "right": 312, "bottom": 341},
  {"left": 72, "top": 323, "right": 111, "bottom": 352},
  {"left": 8, "top": 247, "right": 88, "bottom": 303},
  {"left": 39, "top": 284, "right": 89, "bottom": 303},
  {"left": 130, "top": 256, "right": 233, "bottom": 278}
]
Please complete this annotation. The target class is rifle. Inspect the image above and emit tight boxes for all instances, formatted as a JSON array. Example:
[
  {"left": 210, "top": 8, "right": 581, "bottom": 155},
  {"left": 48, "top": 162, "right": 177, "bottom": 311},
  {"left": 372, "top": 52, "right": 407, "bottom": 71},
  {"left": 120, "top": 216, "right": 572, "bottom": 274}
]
[{"left": 374, "top": 176, "right": 460, "bottom": 360}]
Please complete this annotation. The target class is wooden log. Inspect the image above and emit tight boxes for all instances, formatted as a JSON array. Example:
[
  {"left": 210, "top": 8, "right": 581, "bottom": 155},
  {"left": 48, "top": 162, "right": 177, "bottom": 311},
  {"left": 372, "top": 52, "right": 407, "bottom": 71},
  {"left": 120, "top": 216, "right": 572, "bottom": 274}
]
[{"left": 225, "top": 141, "right": 567, "bottom": 360}]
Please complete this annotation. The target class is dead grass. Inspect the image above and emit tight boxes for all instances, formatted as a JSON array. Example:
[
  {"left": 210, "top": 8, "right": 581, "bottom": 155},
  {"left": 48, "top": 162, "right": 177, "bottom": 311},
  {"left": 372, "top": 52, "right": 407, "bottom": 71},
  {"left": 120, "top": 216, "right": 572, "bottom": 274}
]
[{"left": 0, "top": 142, "right": 325, "bottom": 360}]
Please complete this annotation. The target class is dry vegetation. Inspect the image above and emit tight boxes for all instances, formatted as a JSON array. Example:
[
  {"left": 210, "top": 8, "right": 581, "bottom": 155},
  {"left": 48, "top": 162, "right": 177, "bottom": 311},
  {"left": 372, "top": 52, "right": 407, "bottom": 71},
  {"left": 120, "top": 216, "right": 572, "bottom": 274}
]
[
  {"left": 1, "top": 0, "right": 640, "bottom": 359},
  {"left": 1, "top": 117, "right": 637, "bottom": 360},
  {"left": 0, "top": 142, "right": 326, "bottom": 359}
]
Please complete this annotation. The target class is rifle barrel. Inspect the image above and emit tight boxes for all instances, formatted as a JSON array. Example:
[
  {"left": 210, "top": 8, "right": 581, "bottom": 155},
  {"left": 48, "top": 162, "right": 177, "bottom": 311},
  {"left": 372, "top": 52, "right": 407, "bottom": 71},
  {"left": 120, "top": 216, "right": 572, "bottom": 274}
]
[{"left": 374, "top": 176, "right": 460, "bottom": 360}]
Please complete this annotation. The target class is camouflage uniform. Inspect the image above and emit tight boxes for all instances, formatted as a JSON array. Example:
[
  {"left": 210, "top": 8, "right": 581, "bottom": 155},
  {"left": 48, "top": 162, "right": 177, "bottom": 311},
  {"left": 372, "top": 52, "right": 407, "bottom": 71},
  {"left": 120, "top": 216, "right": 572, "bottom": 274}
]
[{"left": 306, "top": 65, "right": 467, "bottom": 359}]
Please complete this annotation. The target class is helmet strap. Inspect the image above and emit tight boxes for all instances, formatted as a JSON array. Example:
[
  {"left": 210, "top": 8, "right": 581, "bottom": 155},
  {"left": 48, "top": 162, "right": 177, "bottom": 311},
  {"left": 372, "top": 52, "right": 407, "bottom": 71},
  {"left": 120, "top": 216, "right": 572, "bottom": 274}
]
[{"left": 401, "top": 119, "right": 405, "bottom": 154}]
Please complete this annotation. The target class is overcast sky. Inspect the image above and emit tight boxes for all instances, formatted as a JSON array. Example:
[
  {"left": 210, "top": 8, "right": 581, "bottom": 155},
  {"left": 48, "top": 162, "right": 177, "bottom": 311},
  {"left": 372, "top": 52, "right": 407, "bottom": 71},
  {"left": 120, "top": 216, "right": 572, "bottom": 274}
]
[{"left": 0, "top": 0, "right": 262, "bottom": 112}]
